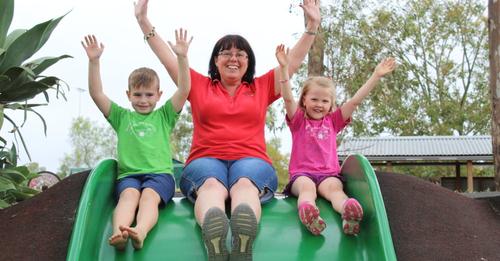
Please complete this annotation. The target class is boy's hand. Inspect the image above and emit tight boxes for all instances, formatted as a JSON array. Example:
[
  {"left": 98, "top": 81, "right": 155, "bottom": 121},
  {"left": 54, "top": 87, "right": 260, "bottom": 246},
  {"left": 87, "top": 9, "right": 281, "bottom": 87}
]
[
  {"left": 81, "top": 35, "right": 104, "bottom": 61},
  {"left": 374, "top": 58, "right": 397, "bottom": 77},
  {"left": 168, "top": 28, "right": 193, "bottom": 58},
  {"left": 275, "top": 44, "right": 289, "bottom": 68}
]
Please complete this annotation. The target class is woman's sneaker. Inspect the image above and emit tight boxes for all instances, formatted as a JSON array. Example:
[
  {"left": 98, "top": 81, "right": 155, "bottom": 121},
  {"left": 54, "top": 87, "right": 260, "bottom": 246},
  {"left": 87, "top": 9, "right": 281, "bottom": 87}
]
[
  {"left": 202, "top": 207, "right": 229, "bottom": 261},
  {"left": 230, "top": 204, "right": 257, "bottom": 261},
  {"left": 341, "top": 198, "right": 363, "bottom": 235},
  {"left": 298, "top": 202, "right": 326, "bottom": 235}
]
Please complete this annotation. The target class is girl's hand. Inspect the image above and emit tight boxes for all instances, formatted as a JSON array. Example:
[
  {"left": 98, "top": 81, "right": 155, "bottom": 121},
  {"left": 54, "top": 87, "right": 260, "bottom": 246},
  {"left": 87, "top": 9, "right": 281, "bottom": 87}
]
[
  {"left": 167, "top": 28, "right": 193, "bottom": 58},
  {"left": 275, "top": 44, "right": 289, "bottom": 67},
  {"left": 375, "top": 58, "right": 397, "bottom": 77},
  {"left": 81, "top": 35, "right": 104, "bottom": 61}
]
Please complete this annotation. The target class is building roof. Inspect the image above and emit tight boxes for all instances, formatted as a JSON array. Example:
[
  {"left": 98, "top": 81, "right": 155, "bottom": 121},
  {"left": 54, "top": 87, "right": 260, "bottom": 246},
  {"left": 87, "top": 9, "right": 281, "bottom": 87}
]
[{"left": 337, "top": 136, "right": 492, "bottom": 162}]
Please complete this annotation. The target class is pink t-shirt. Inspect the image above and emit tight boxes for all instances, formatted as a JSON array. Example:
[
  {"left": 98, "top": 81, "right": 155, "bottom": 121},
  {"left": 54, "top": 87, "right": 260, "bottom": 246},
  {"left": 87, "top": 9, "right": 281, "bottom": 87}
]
[
  {"left": 286, "top": 108, "right": 350, "bottom": 177},
  {"left": 186, "top": 69, "right": 279, "bottom": 165}
]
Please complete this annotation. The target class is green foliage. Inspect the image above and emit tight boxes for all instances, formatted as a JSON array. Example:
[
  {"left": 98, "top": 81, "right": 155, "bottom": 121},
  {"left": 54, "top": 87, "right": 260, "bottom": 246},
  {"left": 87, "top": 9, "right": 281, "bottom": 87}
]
[
  {"left": 0, "top": 144, "right": 39, "bottom": 209},
  {"left": 0, "top": 0, "right": 70, "bottom": 208},
  {"left": 0, "top": 0, "right": 71, "bottom": 159},
  {"left": 317, "top": 0, "right": 490, "bottom": 137},
  {"left": 170, "top": 106, "right": 193, "bottom": 162},
  {"left": 266, "top": 137, "right": 290, "bottom": 192},
  {"left": 58, "top": 117, "right": 117, "bottom": 177}
]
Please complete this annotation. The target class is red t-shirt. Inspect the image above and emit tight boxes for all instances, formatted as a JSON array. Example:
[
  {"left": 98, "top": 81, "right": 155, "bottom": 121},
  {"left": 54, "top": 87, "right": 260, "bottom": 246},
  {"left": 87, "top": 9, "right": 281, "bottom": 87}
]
[{"left": 186, "top": 69, "right": 279, "bottom": 165}]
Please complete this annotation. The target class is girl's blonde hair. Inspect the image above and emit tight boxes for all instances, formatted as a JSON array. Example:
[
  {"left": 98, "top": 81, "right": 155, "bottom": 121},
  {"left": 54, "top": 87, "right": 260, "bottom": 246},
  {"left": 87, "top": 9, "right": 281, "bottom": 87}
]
[{"left": 298, "top": 76, "right": 336, "bottom": 111}]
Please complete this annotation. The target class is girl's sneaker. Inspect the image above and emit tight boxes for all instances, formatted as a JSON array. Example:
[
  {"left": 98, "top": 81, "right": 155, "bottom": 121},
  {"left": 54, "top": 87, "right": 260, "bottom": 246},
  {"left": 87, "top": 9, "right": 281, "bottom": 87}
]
[
  {"left": 298, "top": 202, "right": 326, "bottom": 236},
  {"left": 341, "top": 198, "right": 363, "bottom": 235}
]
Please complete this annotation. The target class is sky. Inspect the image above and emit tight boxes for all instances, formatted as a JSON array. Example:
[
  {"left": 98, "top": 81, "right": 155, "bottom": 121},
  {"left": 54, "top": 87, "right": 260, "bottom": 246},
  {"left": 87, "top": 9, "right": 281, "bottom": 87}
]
[{"left": 5, "top": 0, "right": 306, "bottom": 172}]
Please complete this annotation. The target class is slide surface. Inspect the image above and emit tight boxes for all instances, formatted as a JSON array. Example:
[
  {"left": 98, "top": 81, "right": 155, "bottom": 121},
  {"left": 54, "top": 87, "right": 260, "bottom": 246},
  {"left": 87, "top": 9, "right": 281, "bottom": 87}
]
[{"left": 67, "top": 154, "right": 396, "bottom": 260}]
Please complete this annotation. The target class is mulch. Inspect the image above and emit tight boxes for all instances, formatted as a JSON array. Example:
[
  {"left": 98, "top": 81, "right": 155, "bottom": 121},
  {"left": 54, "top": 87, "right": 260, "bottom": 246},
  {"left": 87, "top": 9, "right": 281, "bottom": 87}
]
[{"left": 0, "top": 170, "right": 499, "bottom": 261}]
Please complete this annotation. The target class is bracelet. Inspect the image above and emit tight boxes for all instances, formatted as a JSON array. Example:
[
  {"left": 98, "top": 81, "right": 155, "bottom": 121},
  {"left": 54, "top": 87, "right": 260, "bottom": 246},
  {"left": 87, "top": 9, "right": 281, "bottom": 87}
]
[
  {"left": 144, "top": 27, "right": 156, "bottom": 41},
  {"left": 305, "top": 30, "right": 317, "bottom": 35},
  {"left": 279, "top": 79, "right": 289, "bottom": 83}
]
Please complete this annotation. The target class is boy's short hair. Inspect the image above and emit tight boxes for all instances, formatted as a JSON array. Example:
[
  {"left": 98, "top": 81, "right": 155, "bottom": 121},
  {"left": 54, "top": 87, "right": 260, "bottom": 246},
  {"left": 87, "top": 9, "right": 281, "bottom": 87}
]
[{"left": 128, "top": 67, "right": 159, "bottom": 90}]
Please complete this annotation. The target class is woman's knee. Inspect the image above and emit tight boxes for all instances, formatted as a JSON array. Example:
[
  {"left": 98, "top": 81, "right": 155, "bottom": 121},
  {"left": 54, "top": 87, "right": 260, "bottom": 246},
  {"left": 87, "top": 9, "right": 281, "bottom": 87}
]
[
  {"left": 230, "top": 178, "right": 258, "bottom": 195},
  {"left": 199, "top": 177, "right": 228, "bottom": 196}
]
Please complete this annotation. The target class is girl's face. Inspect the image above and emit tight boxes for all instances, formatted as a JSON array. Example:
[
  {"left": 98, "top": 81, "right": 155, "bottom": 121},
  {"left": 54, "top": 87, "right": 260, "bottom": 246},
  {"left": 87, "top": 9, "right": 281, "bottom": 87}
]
[
  {"left": 302, "top": 85, "right": 333, "bottom": 120},
  {"left": 214, "top": 47, "right": 248, "bottom": 84}
]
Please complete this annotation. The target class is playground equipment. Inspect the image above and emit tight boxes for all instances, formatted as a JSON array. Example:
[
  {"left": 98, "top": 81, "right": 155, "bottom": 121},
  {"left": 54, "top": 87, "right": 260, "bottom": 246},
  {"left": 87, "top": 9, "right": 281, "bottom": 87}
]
[{"left": 67, "top": 154, "right": 396, "bottom": 260}]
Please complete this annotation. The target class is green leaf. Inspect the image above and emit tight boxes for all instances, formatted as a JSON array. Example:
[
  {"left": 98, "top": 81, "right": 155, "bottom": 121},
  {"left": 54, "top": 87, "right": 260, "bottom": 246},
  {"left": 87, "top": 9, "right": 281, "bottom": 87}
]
[
  {"left": 0, "top": 169, "right": 26, "bottom": 183},
  {"left": 0, "top": 199, "right": 10, "bottom": 209},
  {"left": 0, "top": 80, "right": 51, "bottom": 103},
  {"left": 0, "top": 0, "right": 14, "bottom": 47},
  {"left": 26, "top": 55, "right": 72, "bottom": 75},
  {"left": 0, "top": 13, "right": 67, "bottom": 73},
  {"left": 10, "top": 189, "right": 35, "bottom": 201},
  {"left": 4, "top": 29, "right": 26, "bottom": 50},
  {"left": 0, "top": 176, "right": 15, "bottom": 192}
]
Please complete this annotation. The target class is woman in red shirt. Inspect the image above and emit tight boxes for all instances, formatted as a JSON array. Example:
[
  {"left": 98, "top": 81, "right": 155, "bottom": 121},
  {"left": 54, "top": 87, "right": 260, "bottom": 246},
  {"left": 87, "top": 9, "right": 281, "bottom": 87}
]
[{"left": 135, "top": 0, "right": 320, "bottom": 259}]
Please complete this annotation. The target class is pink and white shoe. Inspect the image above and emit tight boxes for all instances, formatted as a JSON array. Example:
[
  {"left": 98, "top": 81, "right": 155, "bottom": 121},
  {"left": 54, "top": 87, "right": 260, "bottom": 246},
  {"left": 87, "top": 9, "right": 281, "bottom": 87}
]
[
  {"left": 298, "top": 202, "right": 326, "bottom": 236},
  {"left": 341, "top": 198, "right": 363, "bottom": 235}
]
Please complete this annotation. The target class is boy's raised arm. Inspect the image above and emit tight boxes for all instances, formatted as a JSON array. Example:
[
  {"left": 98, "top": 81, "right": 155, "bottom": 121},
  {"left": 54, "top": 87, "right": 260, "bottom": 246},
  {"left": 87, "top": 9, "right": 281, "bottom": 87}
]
[
  {"left": 276, "top": 44, "right": 298, "bottom": 120},
  {"left": 168, "top": 29, "right": 193, "bottom": 112},
  {"left": 81, "top": 35, "right": 112, "bottom": 118},
  {"left": 135, "top": 0, "right": 179, "bottom": 84},
  {"left": 341, "top": 58, "right": 396, "bottom": 121}
]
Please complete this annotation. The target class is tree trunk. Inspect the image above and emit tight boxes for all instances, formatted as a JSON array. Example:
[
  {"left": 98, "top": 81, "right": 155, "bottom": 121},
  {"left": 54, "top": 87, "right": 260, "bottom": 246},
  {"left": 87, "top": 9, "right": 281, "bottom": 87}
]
[
  {"left": 305, "top": 0, "right": 324, "bottom": 76},
  {"left": 489, "top": 0, "right": 500, "bottom": 191},
  {"left": 307, "top": 25, "right": 325, "bottom": 76}
]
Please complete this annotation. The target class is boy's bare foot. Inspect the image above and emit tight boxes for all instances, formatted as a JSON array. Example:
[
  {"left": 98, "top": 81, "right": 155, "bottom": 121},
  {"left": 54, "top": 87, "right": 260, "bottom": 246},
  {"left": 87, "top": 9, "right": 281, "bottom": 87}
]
[
  {"left": 109, "top": 230, "right": 128, "bottom": 251},
  {"left": 120, "top": 225, "right": 146, "bottom": 250}
]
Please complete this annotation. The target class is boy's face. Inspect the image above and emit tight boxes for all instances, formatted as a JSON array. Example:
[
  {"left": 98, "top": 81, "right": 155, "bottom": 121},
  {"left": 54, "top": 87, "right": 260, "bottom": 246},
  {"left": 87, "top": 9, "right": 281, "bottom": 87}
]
[{"left": 126, "top": 84, "right": 162, "bottom": 115}]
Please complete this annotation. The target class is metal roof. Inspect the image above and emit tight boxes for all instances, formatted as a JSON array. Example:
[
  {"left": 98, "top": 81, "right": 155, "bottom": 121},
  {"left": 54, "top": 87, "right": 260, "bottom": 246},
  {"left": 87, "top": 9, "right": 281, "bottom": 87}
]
[{"left": 337, "top": 136, "right": 493, "bottom": 162}]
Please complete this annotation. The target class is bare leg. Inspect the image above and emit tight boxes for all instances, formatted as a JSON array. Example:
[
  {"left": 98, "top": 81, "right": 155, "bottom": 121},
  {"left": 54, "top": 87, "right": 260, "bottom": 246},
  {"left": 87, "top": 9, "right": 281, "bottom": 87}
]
[
  {"left": 290, "top": 176, "right": 318, "bottom": 207},
  {"left": 120, "top": 188, "right": 161, "bottom": 250},
  {"left": 230, "top": 178, "right": 260, "bottom": 220},
  {"left": 109, "top": 188, "right": 140, "bottom": 250},
  {"left": 195, "top": 178, "right": 228, "bottom": 225},
  {"left": 317, "top": 177, "right": 348, "bottom": 213},
  {"left": 195, "top": 178, "right": 230, "bottom": 260}
]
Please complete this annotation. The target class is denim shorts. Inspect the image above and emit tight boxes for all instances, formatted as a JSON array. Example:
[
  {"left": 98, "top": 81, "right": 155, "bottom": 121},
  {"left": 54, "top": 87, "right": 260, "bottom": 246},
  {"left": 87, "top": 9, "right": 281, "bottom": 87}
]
[
  {"left": 180, "top": 157, "right": 277, "bottom": 204},
  {"left": 282, "top": 172, "right": 344, "bottom": 196},
  {"left": 115, "top": 173, "right": 175, "bottom": 208}
]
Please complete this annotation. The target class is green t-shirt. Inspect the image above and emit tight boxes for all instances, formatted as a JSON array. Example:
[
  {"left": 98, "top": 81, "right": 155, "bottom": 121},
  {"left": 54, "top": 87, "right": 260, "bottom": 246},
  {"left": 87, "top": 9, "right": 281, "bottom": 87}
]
[{"left": 107, "top": 100, "right": 179, "bottom": 179}]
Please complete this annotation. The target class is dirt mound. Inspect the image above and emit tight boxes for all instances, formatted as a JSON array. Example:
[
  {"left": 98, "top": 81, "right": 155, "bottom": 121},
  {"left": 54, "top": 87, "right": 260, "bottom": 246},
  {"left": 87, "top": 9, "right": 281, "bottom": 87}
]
[{"left": 0, "top": 170, "right": 498, "bottom": 261}]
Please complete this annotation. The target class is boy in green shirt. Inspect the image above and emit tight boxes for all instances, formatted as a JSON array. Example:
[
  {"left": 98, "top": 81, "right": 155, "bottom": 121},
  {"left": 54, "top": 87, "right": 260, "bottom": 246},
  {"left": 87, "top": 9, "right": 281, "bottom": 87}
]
[{"left": 81, "top": 28, "right": 192, "bottom": 250}]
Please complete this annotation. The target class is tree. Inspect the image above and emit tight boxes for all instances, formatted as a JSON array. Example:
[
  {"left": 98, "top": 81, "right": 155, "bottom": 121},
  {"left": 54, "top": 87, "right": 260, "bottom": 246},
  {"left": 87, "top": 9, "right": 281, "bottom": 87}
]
[
  {"left": 58, "top": 117, "right": 116, "bottom": 177},
  {"left": 489, "top": 0, "right": 500, "bottom": 190},
  {"left": 170, "top": 106, "right": 193, "bottom": 162},
  {"left": 317, "top": 0, "right": 490, "bottom": 137},
  {"left": 0, "top": 0, "right": 70, "bottom": 208},
  {"left": 266, "top": 137, "right": 290, "bottom": 192}
]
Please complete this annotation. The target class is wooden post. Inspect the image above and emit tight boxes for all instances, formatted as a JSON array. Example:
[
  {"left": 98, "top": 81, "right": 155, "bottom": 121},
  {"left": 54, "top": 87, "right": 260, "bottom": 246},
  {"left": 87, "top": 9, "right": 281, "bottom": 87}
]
[
  {"left": 455, "top": 163, "right": 461, "bottom": 191},
  {"left": 386, "top": 161, "right": 393, "bottom": 173},
  {"left": 467, "top": 161, "right": 474, "bottom": 192},
  {"left": 489, "top": 0, "right": 500, "bottom": 191}
]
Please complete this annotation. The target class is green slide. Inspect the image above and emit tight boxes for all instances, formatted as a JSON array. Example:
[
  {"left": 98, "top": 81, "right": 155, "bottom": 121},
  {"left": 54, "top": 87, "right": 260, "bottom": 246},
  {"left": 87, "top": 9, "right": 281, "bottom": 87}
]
[{"left": 67, "top": 154, "right": 396, "bottom": 260}]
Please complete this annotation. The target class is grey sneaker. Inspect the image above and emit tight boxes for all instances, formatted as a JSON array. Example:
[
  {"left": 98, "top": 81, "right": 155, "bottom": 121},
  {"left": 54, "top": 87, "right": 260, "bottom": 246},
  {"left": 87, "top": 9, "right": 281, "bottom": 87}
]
[
  {"left": 230, "top": 204, "right": 257, "bottom": 261},
  {"left": 202, "top": 207, "right": 229, "bottom": 261}
]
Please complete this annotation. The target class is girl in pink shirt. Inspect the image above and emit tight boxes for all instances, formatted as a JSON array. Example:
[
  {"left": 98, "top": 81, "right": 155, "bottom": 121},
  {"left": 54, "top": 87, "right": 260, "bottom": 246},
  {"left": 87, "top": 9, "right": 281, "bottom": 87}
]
[{"left": 276, "top": 44, "right": 396, "bottom": 236}]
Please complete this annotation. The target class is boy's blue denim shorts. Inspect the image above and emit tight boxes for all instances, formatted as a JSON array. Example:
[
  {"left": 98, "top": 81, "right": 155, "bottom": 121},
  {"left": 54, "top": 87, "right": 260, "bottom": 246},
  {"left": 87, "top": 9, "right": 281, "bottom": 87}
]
[
  {"left": 180, "top": 157, "right": 278, "bottom": 204},
  {"left": 115, "top": 173, "right": 175, "bottom": 208}
]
